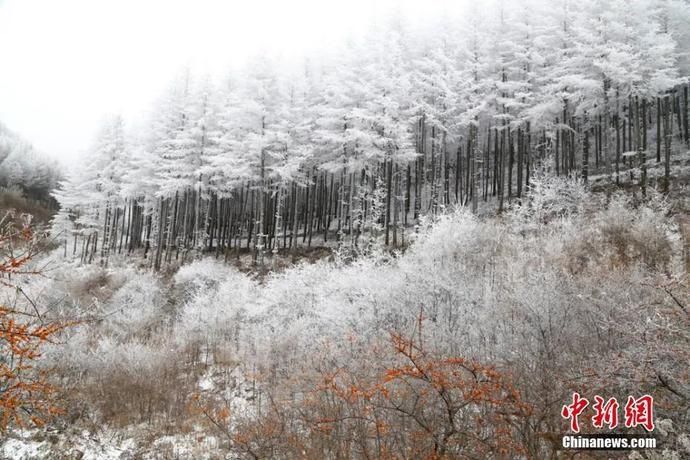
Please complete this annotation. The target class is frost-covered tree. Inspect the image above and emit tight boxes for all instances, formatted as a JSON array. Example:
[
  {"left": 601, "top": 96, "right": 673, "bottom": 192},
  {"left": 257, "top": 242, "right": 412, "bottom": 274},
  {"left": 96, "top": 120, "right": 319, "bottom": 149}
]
[
  {"left": 50, "top": 0, "right": 690, "bottom": 267},
  {"left": 0, "top": 122, "right": 60, "bottom": 201}
]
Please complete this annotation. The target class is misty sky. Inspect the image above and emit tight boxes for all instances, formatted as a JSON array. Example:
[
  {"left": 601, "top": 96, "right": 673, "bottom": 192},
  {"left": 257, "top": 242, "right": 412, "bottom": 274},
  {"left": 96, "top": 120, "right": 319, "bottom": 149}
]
[{"left": 0, "top": 0, "right": 461, "bottom": 163}]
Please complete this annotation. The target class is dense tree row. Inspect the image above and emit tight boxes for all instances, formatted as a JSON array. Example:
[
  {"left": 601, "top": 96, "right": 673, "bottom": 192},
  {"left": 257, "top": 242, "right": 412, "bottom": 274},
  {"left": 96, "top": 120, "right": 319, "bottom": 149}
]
[
  {"left": 0, "top": 122, "right": 61, "bottom": 203},
  {"left": 52, "top": 0, "right": 690, "bottom": 268}
]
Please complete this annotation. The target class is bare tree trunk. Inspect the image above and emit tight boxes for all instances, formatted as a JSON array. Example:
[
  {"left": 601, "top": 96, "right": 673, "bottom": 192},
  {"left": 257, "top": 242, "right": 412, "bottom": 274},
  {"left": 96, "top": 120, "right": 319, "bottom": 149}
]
[
  {"left": 664, "top": 95, "right": 673, "bottom": 192},
  {"left": 525, "top": 121, "right": 531, "bottom": 190},
  {"left": 675, "top": 89, "right": 683, "bottom": 140},
  {"left": 404, "top": 164, "right": 410, "bottom": 227},
  {"left": 308, "top": 169, "right": 316, "bottom": 248},
  {"left": 429, "top": 125, "right": 436, "bottom": 214},
  {"left": 455, "top": 144, "right": 462, "bottom": 204},
  {"left": 443, "top": 132, "right": 449, "bottom": 206},
  {"left": 349, "top": 172, "right": 356, "bottom": 246},
  {"left": 582, "top": 123, "right": 589, "bottom": 183},
  {"left": 517, "top": 126, "right": 523, "bottom": 198},
  {"left": 683, "top": 84, "right": 690, "bottom": 148},
  {"left": 555, "top": 119, "right": 560, "bottom": 176},
  {"left": 384, "top": 158, "right": 392, "bottom": 246},
  {"left": 484, "top": 126, "right": 491, "bottom": 201},
  {"left": 616, "top": 111, "right": 621, "bottom": 186},
  {"left": 603, "top": 79, "right": 612, "bottom": 176},
  {"left": 393, "top": 163, "right": 399, "bottom": 247},
  {"left": 154, "top": 198, "right": 165, "bottom": 271},
  {"left": 657, "top": 97, "right": 662, "bottom": 163},
  {"left": 498, "top": 126, "right": 505, "bottom": 213},
  {"left": 471, "top": 124, "right": 478, "bottom": 213},
  {"left": 636, "top": 97, "right": 647, "bottom": 196},
  {"left": 325, "top": 173, "right": 334, "bottom": 243}
]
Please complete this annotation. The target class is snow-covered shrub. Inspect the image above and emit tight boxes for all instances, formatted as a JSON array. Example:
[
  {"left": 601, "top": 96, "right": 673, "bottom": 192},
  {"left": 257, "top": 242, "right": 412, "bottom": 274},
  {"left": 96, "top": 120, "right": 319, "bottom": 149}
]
[
  {"left": 79, "top": 337, "right": 192, "bottom": 426},
  {"left": 563, "top": 193, "right": 674, "bottom": 272},
  {"left": 174, "top": 258, "right": 233, "bottom": 295},
  {"left": 174, "top": 264, "right": 257, "bottom": 355},
  {"left": 103, "top": 270, "right": 164, "bottom": 340},
  {"left": 21, "top": 183, "right": 688, "bottom": 454},
  {"left": 63, "top": 265, "right": 120, "bottom": 306},
  {"left": 508, "top": 171, "right": 587, "bottom": 227}
]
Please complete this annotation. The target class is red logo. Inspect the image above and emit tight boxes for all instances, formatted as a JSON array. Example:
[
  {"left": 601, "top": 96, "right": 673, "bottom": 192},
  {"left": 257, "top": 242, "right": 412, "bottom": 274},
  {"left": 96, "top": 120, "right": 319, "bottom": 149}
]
[
  {"left": 624, "top": 395, "right": 655, "bottom": 432},
  {"left": 562, "top": 393, "right": 654, "bottom": 433},
  {"left": 592, "top": 395, "right": 619, "bottom": 429},
  {"left": 561, "top": 392, "right": 589, "bottom": 433}
]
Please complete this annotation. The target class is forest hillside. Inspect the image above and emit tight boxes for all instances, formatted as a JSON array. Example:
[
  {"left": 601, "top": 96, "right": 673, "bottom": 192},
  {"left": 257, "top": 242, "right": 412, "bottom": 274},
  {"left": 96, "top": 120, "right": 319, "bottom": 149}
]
[
  {"left": 50, "top": 0, "right": 690, "bottom": 270},
  {"left": 2, "top": 176, "right": 690, "bottom": 458},
  {"left": 0, "top": 122, "right": 61, "bottom": 225}
]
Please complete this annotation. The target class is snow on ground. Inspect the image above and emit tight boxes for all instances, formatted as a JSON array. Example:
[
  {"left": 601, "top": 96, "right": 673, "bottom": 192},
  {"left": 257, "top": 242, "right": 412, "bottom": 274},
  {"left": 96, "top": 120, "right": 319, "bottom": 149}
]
[
  {"left": 0, "top": 363, "right": 257, "bottom": 459},
  {"left": 1, "top": 437, "right": 45, "bottom": 460},
  {"left": 0, "top": 428, "right": 226, "bottom": 460},
  {"left": 0, "top": 429, "right": 133, "bottom": 460}
]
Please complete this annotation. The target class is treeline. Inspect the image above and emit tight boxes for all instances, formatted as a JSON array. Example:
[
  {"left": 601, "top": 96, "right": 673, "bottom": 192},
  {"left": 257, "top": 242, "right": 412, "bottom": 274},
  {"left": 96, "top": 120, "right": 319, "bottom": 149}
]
[
  {"left": 0, "top": 122, "right": 61, "bottom": 205},
  {"left": 51, "top": 0, "right": 690, "bottom": 269}
]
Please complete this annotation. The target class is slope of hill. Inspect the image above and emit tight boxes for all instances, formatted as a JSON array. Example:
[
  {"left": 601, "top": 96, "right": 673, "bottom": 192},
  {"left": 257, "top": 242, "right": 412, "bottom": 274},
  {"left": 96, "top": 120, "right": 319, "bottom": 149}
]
[
  {"left": 0, "top": 122, "right": 61, "bottom": 225},
  {"left": 1, "top": 175, "right": 689, "bottom": 458}
]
